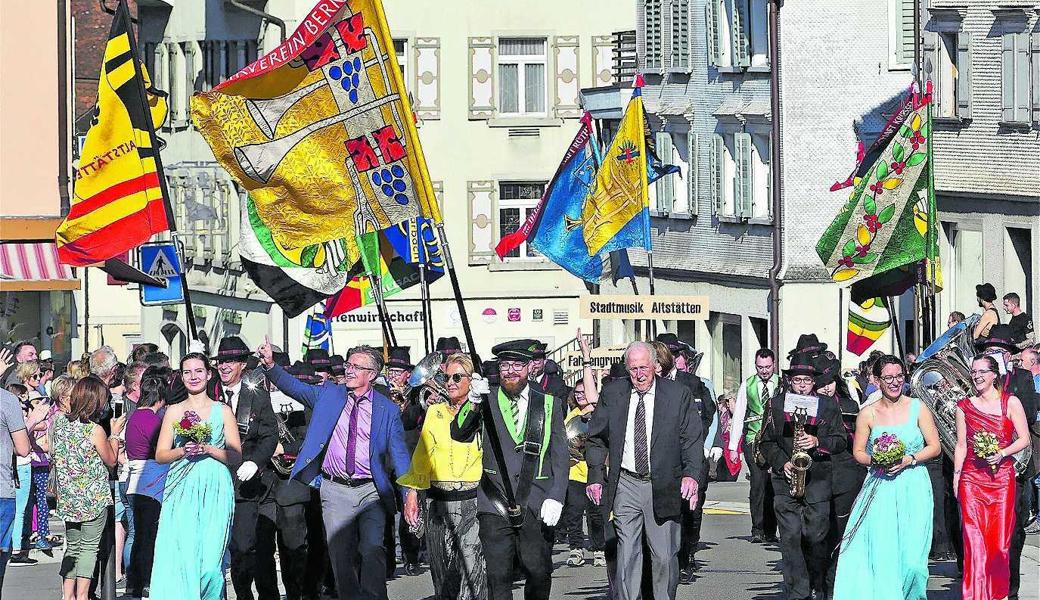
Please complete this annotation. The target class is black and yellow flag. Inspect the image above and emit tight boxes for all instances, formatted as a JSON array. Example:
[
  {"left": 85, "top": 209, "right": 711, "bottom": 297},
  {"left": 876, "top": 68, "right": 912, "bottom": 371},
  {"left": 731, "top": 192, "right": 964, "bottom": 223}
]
[{"left": 56, "top": 0, "right": 171, "bottom": 266}]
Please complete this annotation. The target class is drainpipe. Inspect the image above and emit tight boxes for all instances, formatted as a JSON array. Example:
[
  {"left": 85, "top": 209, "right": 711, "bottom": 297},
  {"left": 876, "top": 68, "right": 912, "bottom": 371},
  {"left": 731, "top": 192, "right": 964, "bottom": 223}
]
[
  {"left": 227, "top": 0, "right": 287, "bottom": 43},
  {"left": 58, "top": 0, "right": 70, "bottom": 216},
  {"left": 767, "top": 0, "right": 783, "bottom": 355}
]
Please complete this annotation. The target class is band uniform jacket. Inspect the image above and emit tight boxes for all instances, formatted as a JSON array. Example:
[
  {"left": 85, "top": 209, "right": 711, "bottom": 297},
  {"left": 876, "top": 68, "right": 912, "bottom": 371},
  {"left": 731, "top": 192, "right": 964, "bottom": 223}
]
[
  {"left": 273, "top": 407, "right": 312, "bottom": 506},
  {"left": 229, "top": 370, "right": 279, "bottom": 503},
  {"left": 585, "top": 377, "right": 704, "bottom": 525},
  {"left": 535, "top": 371, "right": 572, "bottom": 413},
  {"left": 829, "top": 393, "right": 866, "bottom": 496},
  {"left": 674, "top": 371, "right": 715, "bottom": 484},
  {"left": 450, "top": 384, "right": 569, "bottom": 517},
  {"left": 758, "top": 389, "right": 846, "bottom": 504}
]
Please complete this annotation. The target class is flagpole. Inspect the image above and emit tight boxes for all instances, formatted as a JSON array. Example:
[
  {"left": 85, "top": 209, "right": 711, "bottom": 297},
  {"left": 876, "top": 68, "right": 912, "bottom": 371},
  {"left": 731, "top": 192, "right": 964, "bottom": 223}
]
[
  {"left": 118, "top": 0, "right": 197, "bottom": 342},
  {"left": 888, "top": 295, "right": 906, "bottom": 360},
  {"left": 647, "top": 250, "right": 657, "bottom": 338},
  {"left": 419, "top": 262, "right": 432, "bottom": 356}
]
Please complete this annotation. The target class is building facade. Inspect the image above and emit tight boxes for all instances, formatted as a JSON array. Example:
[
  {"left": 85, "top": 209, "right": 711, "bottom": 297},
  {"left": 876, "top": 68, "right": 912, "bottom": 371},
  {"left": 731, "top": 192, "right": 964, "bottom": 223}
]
[
  {"left": 924, "top": 0, "right": 1040, "bottom": 327},
  {"left": 126, "top": 0, "right": 630, "bottom": 359},
  {"left": 598, "top": 0, "right": 923, "bottom": 395}
]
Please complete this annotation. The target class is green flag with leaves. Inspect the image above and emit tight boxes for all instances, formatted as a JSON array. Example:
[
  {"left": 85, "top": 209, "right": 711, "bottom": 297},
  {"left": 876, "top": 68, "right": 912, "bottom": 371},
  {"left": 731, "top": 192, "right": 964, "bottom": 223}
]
[{"left": 816, "top": 92, "right": 936, "bottom": 286}]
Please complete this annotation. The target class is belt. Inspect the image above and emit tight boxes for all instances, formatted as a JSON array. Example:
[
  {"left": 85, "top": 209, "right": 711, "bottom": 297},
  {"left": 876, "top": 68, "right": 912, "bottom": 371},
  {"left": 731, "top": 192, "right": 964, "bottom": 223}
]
[
  {"left": 321, "top": 471, "right": 373, "bottom": 488},
  {"left": 621, "top": 468, "right": 652, "bottom": 482}
]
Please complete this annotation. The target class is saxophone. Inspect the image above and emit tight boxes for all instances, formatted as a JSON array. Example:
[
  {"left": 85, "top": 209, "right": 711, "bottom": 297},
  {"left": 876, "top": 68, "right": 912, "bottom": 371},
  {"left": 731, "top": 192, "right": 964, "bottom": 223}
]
[{"left": 790, "top": 407, "right": 812, "bottom": 499}]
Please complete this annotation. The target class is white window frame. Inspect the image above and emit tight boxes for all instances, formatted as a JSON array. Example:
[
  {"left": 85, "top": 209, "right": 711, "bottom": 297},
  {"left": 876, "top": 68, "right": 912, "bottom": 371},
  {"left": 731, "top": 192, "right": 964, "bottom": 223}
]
[
  {"left": 747, "top": 0, "right": 769, "bottom": 69},
  {"left": 497, "top": 181, "right": 547, "bottom": 261},
  {"left": 749, "top": 132, "right": 771, "bottom": 220},
  {"left": 392, "top": 38, "right": 410, "bottom": 95},
  {"left": 496, "top": 38, "right": 548, "bottom": 117},
  {"left": 713, "top": 130, "right": 770, "bottom": 222}
]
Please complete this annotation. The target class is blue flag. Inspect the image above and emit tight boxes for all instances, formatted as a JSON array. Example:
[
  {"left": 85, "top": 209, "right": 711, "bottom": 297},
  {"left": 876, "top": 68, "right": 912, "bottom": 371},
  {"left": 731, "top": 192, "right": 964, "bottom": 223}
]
[{"left": 303, "top": 307, "right": 331, "bottom": 354}]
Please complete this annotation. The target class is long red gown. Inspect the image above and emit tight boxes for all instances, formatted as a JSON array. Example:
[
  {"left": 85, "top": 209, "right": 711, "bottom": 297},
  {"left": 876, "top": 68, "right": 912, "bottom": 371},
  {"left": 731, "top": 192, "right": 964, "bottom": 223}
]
[{"left": 957, "top": 393, "right": 1017, "bottom": 600}]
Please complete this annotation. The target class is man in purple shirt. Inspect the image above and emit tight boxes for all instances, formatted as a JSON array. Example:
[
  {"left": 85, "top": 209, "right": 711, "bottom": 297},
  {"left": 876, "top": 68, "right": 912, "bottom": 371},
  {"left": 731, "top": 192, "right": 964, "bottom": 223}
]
[{"left": 258, "top": 340, "right": 410, "bottom": 600}]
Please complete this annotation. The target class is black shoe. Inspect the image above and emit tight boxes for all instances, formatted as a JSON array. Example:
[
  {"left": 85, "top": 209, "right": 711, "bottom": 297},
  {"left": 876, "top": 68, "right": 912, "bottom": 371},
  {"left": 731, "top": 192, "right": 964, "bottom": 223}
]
[
  {"left": 763, "top": 534, "right": 779, "bottom": 543},
  {"left": 750, "top": 534, "right": 764, "bottom": 543},
  {"left": 679, "top": 566, "right": 695, "bottom": 584},
  {"left": 405, "top": 563, "right": 421, "bottom": 576},
  {"left": 9, "top": 552, "right": 37, "bottom": 566}
]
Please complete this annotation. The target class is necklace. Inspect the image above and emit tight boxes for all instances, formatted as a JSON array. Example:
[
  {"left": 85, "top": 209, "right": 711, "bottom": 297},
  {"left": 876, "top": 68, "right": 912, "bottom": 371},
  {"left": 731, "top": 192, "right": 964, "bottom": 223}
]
[{"left": 443, "top": 404, "right": 474, "bottom": 481}]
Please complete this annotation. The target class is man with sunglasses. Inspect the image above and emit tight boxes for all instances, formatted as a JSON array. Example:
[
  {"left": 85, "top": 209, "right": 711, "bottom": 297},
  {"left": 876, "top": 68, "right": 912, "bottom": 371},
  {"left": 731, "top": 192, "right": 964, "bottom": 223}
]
[
  {"left": 450, "top": 339, "right": 568, "bottom": 600},
  {"left": 259, "top": 338, "right": 410, "bottom": 600},
  {"left": 213, "top": 336, "right": 279, "bottom": 600}
]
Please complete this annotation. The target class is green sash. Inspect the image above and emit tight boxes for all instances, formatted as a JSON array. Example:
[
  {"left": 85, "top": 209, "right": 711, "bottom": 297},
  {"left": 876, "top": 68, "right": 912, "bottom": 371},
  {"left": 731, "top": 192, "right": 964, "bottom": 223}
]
[{"left": 745, "top": 373, "right": 778, "bottom": 442}]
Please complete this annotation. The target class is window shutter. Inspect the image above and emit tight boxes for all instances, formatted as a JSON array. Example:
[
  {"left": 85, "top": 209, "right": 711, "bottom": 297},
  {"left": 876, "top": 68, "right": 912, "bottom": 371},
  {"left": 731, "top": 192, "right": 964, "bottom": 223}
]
[
  {"left": 644, "top": 0, "right": 663, "bottom": 70},
  {"left": 553, "top": 36, "right": 581, "bottom": 118},
  {"left": 592, "top": 35, "right": 616, "bottom": 86},
  {"left": 167, "top": 43, "right": 186, "bottom": 125},
  {"left": 468, "top": 37, "right": 495, "bottom": 120},
  {"left": 1014, "top": 32, "right": 1029, "bottom": 122},
  {"left": 765, "top": 134, "right": 773, "bottom": 220},
  {"left": 735, "top": 132, "right": 752, "bottom": 218},
  {"left": 669, "top": 0, "right": 690, "bottom": 71},
  {"left": 688, "top": 133, "right": 699, "bottom": 216},
  {"left": 1032, "top": 34, "right": 1040, "bottom": 123},
  {"left": 655, "top": 132, "right": 674, "bottom": 212},
  {"left": 706, "top": 1, "right": 720, "bottom": 67},
  {"left": 956, "top": 32, "right": 971, "bottom": 119},
  {"left": 414, "top": 38, "right": 441, "bottom": 120},
  {"left": 467, "top": 180, "right": 495, "bottom": 264},
  {"left": 1002, "top": 34, "right": 1014, "bottom": 121},
  {"left": 732, "top": 0, "right": 750, "bottom": 68},
  {"left": 896, "top": 0, "right": 915, "bottom": 65},
  {"left": 710, "top": 133, "right": 724, "bottom": 215}
]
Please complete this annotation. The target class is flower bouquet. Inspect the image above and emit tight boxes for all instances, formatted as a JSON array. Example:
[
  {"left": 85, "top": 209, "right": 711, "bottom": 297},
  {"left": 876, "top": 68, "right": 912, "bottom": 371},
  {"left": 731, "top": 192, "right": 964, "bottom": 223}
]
[
  {"left": 971, "top": 430, "right": 1001, "bottom": 474},
  {"left": 871, "top": 433, "right": 906, "bottom": 476},
  {"left": 174, "top": 411, "right": 212, "bottom": 444}
]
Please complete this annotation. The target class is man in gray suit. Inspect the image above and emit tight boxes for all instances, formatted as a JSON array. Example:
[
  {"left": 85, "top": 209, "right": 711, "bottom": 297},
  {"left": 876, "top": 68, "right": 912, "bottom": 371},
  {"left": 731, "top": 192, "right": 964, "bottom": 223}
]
[{"left": 585, "top": 341, "right": 703, "bottom": 600}]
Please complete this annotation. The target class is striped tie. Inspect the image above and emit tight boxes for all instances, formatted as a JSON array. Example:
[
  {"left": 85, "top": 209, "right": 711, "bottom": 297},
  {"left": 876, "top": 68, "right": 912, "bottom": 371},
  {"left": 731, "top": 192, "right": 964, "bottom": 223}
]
[
  {"left": 509, "top": 395, "right": 521, "bottom": 432},
  {"left": 634, "top": 391, "right": 649, "bottom": 476}
]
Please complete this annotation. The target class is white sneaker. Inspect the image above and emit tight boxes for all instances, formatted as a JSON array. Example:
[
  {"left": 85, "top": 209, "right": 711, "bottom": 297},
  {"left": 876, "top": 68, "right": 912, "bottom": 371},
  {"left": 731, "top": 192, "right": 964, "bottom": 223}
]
[
  {"left": 567, "top": 548, "right": 585, "bottom": 567},
  {"left": 593, "top": 550, "right": 606, "bottom": 567}
]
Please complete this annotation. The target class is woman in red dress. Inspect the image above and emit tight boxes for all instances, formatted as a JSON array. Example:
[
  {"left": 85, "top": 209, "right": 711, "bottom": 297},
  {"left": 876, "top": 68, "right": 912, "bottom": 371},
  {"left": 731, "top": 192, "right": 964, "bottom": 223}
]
[{"left": 954, "top": 355, "right": 1032, "bottom": 600}]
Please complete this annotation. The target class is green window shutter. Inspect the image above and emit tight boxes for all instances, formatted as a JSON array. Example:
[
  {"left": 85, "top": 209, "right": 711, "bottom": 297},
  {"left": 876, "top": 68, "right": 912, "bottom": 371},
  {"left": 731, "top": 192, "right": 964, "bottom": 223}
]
[
  {"left": 1032, "top": 33, "right": 1040, "bottom": 122},
  {"left": 644, "top": 0, "right": 663, "bottom": 70},
  {"left": 706, "top": 1, "right": 720, "bottom": 67},
  {"left": 1002, "top": 32, "right": 1030, "bottom": 123},
  {"left": 670, "top": 0, "right": 690, "bottom": 70},
  {"left": 956, "top": 32, "right": 971, "bottom": 119},
  {"left": 688, "top": 133, "right": 699, "bottom": 216},
  {"left": 896, "top": 0, "right": 915, "bottom": 65},
  {"left": 732, "top": 0, "right": 750, "bottom": 67},
  {"left": 1002, "top": 33, "right": 1014, "bottom": 121},
  {"left": 765, "top": 134, "right": 773, "bottom": 220},
  {"left": 1015, "top": 32, "right": 1029, "bottom": 122},
  {"left": 711, "top": 133, "right": 724, "bottom": 216},
  {"left": 735, "top": 132, "right": 752, "bottom": 218},
  {"left": 655, "top": 132, "right": 674, "bottom": 212}
]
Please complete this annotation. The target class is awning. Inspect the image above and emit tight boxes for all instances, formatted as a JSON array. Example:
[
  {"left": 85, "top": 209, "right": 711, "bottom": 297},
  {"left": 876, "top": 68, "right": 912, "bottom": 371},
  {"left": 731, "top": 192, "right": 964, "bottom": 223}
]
[{"left": 0, "top": 242, "right": 80, "bottom": 292}]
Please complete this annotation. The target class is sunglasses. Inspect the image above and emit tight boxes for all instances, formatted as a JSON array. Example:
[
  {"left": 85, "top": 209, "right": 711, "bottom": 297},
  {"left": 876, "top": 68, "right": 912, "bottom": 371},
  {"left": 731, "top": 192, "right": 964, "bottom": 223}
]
[{"left": 447, "top": 373, "right": 471, "bottom": 384}]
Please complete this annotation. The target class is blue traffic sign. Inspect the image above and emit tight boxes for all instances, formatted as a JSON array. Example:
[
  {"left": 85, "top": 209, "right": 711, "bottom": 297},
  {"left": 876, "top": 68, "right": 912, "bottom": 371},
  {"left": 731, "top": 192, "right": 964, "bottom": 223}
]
[{"left": 139, "top": 242, "right": 184, "bottom": 306}]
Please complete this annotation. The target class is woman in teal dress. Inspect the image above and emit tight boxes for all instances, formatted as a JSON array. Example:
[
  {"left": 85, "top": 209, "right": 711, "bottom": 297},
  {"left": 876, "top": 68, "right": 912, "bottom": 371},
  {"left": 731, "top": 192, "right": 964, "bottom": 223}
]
[
  {"left": 833, "top": 355, "right": 942, "bottom": 600},
  {"left": 149, "top": 353, "right": 241, "bottom": 600}
]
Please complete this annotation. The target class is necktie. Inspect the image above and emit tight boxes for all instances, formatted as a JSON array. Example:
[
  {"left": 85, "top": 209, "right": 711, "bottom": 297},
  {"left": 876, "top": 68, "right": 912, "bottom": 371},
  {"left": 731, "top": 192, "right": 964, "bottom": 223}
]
[
  {"left": 345, "top": 393, "right": 359, "bottom": 476},
  {"left": 634, "top": 391, "right": 649, "bottom": 476},
  {"left": 509, "top": 395, "right": 521, "bottom": 433},
  {"left": 225, "top": 389, "right": 234, "bottom": 411}
]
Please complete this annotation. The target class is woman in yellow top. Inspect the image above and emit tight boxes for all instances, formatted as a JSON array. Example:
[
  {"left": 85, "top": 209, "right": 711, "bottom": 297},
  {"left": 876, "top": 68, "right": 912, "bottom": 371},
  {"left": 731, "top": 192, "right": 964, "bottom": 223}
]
[{"left": 400, "top": 353, "right": 486, "bottom": 600}]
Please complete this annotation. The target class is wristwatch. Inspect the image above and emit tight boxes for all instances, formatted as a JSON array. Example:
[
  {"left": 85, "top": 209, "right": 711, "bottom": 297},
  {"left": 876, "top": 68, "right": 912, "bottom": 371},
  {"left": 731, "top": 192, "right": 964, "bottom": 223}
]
[{"left": 910, "top": 456, "right": 918, "bottom": 467}]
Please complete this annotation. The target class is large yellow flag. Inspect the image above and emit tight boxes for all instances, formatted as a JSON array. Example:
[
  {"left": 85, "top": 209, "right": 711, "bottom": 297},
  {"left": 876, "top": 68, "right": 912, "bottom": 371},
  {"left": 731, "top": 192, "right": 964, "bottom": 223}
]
[
  {"left": 56, "top": 0, "right": 171, "bottom": 266},
  {"left": 579, "top": 82, "right": 650, "bottom": 256},
  {"left": 191, "top": 0, "right": 440, "bottom": 270}
]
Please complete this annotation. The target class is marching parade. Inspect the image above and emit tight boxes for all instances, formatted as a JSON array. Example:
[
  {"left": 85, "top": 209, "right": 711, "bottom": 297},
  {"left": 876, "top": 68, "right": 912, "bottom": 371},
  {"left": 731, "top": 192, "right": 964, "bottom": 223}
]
[{"left": 0, "top": 1, "right": 1039, "bottom": 600}]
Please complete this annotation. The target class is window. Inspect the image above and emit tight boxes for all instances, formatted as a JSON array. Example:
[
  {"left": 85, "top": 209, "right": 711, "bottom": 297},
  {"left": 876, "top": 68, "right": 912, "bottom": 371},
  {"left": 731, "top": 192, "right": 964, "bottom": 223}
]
[
  {"left": 393, "top": 38, "right": 409, "bottom": 91},
  {"left": 199, "top": 40, "right": 259, "bottom": 90},
  {"left": 645, "top": 0, "right": 664, "bottom": 70},
  {"left": 711, "top": 131, "right": 770, "bottom": 220},
  {"left": 890, "top": 0, "right": 916, "bottom": 68},
  {"left": 1001, "top": 32, "right": 1030, "bottom": 124},
  {"left": 708, "top": 0, "right": 766, "bottom": 69},
  {"left": 498, "top": 182, "right": 546, "bottom": 259},
  {"left": 498, "top": 39, "right": 547, "bottom": 116},
  {"left": 668, "top": 0, "right": 690, "bottom": 70},
  {"left": 650, "top": 131, "right": 690, "bottom": 215}
]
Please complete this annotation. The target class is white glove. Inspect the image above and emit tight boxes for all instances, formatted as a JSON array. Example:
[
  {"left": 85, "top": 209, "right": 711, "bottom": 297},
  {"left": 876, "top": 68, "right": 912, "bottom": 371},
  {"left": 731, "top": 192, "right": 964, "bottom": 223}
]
[
  {"left": 540, "top": 499, "right": 564, "bottom": 527},
  {"left": 707, "top": 447, "right": 723, "bottom": 461},
  {"left": 236, "top": 461, "right": 259, "bottom": 482},
  {"left": 468, "top": 373, "right": 490, "bottom": 403},
  {"left": 188, "top": 339, "right": 207, "bottom": 354}
]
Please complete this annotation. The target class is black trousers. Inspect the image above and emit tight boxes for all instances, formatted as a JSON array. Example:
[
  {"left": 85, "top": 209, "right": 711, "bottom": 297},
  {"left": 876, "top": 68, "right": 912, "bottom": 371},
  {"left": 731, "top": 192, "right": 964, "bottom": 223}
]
[
  {"left": 824, "top": 481, "right": 862, "bottom": 595},
  {"left": 773, "top": 492, "right": 830, "bottom": 600},
  {"left": 230, "top": 498, "right": 279, "bottom": 600},
  {"left": 1009, "top": 475, "right": 1030, "bottom": 600},
  {"left": 744, "top": 445, "right": 776, "bottom": 538},
  {"left": 478, "top": 509, "right": 554, "bottom": 600},
  {"left": 303, "top": 490, "right": 330, "bottom": 599},
  {"left": 678, "top": 480, "right": 707, "bottom": 569},
  {"left": 926, "top": 458, "right": 955, "bottom": 554},
  {"left": 126, "top": 494, "right": 161, "bottom": 597},
  {"left": 562, "top": 479, "right": 605, "bottom": 551},
  {"left": 276, "top": 501, "right": 309, "bottom": 600}
]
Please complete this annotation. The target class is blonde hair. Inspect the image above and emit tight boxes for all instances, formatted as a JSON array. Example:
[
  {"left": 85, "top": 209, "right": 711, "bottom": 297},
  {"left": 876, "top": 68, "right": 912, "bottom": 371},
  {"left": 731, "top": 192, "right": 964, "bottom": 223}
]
[
  {"left": 14, "top": 360, "right": 40, "bottom": 383},
  {"left": 444, "top": 352, "right": 474, "bottom": 375},
  {"left": 50, "top": 374, "right": 77, "bottom": 411},
  {"left": 66, "top": 360, "right": 90, "bottom": 380}
]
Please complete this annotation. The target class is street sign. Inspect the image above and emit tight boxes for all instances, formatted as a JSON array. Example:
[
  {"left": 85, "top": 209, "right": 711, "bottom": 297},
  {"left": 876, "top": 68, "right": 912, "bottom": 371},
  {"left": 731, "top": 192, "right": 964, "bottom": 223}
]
[{"left": 139, "top": 242, "right": 184, "bottom": 306}]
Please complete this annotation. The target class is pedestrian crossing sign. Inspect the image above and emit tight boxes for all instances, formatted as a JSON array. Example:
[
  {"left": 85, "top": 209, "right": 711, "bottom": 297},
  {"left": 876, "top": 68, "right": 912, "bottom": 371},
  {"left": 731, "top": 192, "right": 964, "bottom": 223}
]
[{"left": 139, "top": 242, "right": 184, "bottom": 306}]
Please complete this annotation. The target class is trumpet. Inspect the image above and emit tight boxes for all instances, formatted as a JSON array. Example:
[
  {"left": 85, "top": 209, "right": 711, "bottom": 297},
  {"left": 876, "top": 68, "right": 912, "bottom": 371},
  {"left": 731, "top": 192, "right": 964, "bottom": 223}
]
[{"left": 790, "top": 407, "right": 812, "bottom": 499}]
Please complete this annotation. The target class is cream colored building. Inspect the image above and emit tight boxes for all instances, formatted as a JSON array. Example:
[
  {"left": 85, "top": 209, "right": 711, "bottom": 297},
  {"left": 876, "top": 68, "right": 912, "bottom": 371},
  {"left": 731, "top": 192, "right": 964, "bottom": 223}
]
[{"left": 122, "top": 0, "right": 631, "bottom": 360}]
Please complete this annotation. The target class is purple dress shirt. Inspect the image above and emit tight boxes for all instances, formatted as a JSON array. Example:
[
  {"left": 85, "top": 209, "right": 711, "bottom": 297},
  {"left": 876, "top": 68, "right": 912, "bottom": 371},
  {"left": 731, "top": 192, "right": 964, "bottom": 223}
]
[{"left": 322, "top": 388, "right": 373, "bottom": 479}]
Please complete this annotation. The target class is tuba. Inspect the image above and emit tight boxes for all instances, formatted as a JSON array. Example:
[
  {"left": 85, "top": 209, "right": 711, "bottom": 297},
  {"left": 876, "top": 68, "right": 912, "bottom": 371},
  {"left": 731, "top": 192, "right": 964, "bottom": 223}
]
[
  {"left": 565, "top": 413, "right": 590, "bottom": 465},
  {"left": 789, "top": 407, "right": 812, "bottom": 499},
  {"left": 911, "top": 315, "right": 1032, "bottom": 476},
  {"left": 406, "top": 352, "right": 450, "bottom": 408}
]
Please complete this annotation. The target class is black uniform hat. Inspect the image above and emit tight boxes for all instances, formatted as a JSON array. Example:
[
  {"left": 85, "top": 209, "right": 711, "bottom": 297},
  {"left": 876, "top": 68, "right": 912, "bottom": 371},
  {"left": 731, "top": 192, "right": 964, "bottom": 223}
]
[
  {"left": 532, "top": 342, "right": 548, "bottom": 360},
  {"left": 813, "top": 354, "right": 841, "bottom": 390},
  {"left": 386, "top": 347, "right": 414, "bottom": 370},
  {"left": 304, "top": 348, "right": 332, "bottom": 373},
  {"left": 435, "top": 337, "right": 462, "bottom": 355},
  {"left": 329, "top": 354, "right": 345, "bottom": 376},
  {"left": 975, "top": 283, "right": 997, "bottom": 303},
  {"left": 291, "top": 361, "right": 319, "bottom": 384},
  {"left": 783, "top": 352, "right": 821, "bottom": 378},
  {"left": 212, "top": 336, "right": 251, "bottom": 362},
  {"left": 655, "top": 332, "right": 694, "bottom": 356},
  {"left": 975, "top": 324, "right": 1019, "bottom": 354},
  {"left": 786, "top": 334, "right": 829, "bottom": 360},
  {"left": 491, "top": 339, "right": 540, "bottom": 362},
  {"left": 272, "top": 350, "right": 291, "bottom": 368}
]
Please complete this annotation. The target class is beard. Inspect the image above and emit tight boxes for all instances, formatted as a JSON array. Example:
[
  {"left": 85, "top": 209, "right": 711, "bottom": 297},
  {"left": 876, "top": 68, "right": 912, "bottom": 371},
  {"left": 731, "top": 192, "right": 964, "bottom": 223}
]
[{"left": 501, "top": 377, "right": 528, "bottom": 397}]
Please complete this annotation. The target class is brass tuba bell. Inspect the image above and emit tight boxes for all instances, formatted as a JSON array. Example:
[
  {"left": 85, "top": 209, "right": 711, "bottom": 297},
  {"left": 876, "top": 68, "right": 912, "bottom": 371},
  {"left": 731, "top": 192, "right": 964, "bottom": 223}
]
[{"left": 405, "top": 352, "right": 450, "bottom": 407}]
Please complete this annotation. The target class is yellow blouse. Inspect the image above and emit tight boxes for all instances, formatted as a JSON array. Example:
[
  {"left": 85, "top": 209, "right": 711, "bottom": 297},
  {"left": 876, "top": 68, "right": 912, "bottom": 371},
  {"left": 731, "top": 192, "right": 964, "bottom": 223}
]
[
  {"left": 567, "top": 407, "right": 589, "bottom": 484},
  {"left": 397, "top": 402, "right": 483, "bottom": 490}
]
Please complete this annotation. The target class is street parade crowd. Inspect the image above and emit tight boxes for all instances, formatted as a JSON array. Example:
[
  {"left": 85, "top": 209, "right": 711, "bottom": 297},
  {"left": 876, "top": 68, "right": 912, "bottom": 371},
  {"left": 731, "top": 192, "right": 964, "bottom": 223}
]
[{"left": 0, "top": 283, "right": 1036, "bottom": 600}]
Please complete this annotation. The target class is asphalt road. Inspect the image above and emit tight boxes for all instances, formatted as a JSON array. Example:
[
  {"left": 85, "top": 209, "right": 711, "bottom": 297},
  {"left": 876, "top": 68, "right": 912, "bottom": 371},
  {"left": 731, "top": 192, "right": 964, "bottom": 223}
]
[{"left": 6, "top": 480, "right": 1038, "bottom": 599}]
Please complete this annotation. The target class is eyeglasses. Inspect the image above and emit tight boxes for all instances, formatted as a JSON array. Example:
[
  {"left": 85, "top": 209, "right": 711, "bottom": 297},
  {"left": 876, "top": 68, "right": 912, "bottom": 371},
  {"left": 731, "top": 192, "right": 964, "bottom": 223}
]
[
  {"left": 627, "top": 365, "right": 653, "bottom": 374},
  {"left": 344, "top": 362, "right": 375, "bottom": 372},
  {"left": 789, "top": 376, "right": 814, "bottom": 385},
  {"left": 879, "top": 374, "right": 906, "bottom": 383},
  {"left": 969, "top": 369, "right": 993, "bottom": 376},
  {"left": 447, "top": 373, "right": 471, "bottom": 384},
  {"left": 499, "top": 361, "right": 528, "bottom": 372}
]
